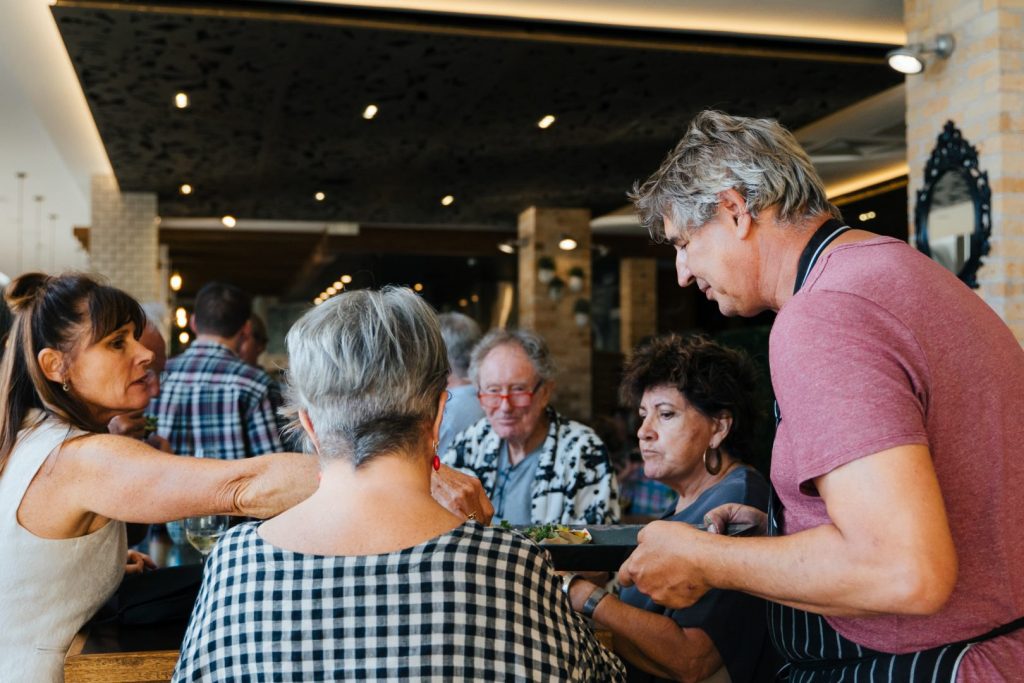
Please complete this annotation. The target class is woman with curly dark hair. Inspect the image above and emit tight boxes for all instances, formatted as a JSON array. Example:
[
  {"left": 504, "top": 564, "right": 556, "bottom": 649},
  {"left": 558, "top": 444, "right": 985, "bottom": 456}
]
[{"left": 564, "top": 334, "right": 778, "bottom": 683}]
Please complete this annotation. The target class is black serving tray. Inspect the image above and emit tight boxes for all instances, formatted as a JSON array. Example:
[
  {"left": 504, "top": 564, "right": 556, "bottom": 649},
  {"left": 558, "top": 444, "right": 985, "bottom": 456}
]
[{"left": 510, "top": 522, "right": 757, "bottom": 571}]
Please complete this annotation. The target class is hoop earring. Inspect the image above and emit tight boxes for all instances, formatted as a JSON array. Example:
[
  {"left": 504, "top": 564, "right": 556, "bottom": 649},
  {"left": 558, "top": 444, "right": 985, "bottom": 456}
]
[
  {"left": 61, "top": 381, "right": 69, "bottom": 392},
  {"left": 703, "top": 446, "right": 722, "bottom": 475}
]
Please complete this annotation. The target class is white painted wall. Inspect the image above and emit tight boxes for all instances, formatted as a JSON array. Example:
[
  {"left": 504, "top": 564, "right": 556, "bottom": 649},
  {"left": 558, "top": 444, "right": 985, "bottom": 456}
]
[{"left": 0, "top": 0, "right": 111, "bottom": 280}]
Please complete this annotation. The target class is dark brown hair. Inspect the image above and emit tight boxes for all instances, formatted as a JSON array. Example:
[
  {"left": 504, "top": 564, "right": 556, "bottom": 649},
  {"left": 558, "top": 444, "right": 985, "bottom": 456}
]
[
  {"left": 0, "top": 273, "right": 145, "bottom": 473},
  {"left": 194, "top": 281, "right": 252, "bottom": 337},
  {"left": 619, "top": 334, "right": 760, "bottom": 461}
]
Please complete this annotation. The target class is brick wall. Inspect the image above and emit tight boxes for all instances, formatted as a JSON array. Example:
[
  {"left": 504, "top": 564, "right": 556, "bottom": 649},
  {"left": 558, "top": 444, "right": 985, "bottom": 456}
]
[
  {"left": 905, "top": 0, "right": 1024, "bottom": 340},
  {"left": 89, "top": 174, "right": 161, "bottom": 307},
  {"left": 620, "top": 257, "right": 657, "bottom": 354},
  {"left": 518, "top": 207, "right": 593, "bottom": 421}
]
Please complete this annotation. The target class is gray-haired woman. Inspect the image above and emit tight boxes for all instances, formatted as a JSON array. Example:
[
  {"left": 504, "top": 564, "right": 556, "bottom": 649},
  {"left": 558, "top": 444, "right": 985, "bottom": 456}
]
[{"left": 173, "top": 287, "right": 624, "bottom": 682}]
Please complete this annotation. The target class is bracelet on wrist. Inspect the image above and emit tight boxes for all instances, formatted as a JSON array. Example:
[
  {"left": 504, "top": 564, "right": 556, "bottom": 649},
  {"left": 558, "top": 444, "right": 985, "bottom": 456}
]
[{"left": 581, "top": 585, "right": 609, "bottom": 618}]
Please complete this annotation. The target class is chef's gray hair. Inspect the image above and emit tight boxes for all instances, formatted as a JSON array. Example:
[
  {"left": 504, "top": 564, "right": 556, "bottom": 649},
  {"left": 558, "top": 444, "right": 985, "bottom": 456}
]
[{"left": 630, "top": 110, "right": 840, "bottom": 240}]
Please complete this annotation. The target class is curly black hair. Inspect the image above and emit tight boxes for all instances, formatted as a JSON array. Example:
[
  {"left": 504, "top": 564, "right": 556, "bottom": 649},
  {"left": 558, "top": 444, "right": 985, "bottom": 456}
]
[{"left": 619, "top": 334, "right": 761, "bottom": 462}]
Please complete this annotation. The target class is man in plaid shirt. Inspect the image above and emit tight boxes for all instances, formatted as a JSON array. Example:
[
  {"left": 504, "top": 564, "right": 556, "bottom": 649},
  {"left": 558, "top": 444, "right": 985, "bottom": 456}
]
[{"left": 151, "top": 282, "right": 283, "bottom": 459}]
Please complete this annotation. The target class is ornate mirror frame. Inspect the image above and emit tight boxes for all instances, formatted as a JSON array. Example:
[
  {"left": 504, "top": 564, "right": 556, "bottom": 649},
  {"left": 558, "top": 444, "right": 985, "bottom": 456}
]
[{"left": 914, "top": 120, "right": 992, "bottom": 288}]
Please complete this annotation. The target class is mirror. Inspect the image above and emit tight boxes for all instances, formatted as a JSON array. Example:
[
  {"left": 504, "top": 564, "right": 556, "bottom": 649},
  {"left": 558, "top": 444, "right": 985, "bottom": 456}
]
[{"left": 914, "top": 121, "right": 992, "bottom": 288}]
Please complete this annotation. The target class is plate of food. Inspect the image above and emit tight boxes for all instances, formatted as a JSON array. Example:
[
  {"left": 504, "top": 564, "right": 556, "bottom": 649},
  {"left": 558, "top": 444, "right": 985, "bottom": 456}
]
[{"left": 502, "top": 522, "right": 758, "bottom": 571}]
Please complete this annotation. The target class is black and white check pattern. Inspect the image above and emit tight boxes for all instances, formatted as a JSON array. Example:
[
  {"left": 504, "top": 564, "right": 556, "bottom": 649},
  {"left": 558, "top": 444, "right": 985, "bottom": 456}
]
[{"left": 173, "top": 522, "right": 624, "bottom": 682}]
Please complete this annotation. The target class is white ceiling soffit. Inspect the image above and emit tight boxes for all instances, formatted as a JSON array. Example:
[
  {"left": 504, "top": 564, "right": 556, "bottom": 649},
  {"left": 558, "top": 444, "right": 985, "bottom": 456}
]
[
  {"left": 291, "top": 0, "right": 906, "bottom": 44},
  {"left": 796, "top": 84, "right": 908, "bottom": 197},
  {"left": 159, "top": 218, "right": 361, "bottom": 235},
  {"left": 0, "top": 0, "right": 112, "bottom": 197}
]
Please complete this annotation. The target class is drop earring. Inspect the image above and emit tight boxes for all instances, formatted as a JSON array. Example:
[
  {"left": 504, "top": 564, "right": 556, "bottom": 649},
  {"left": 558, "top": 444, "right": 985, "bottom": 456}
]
[{"left": 432, "top": 454, "right": 441, "bottom": 472}]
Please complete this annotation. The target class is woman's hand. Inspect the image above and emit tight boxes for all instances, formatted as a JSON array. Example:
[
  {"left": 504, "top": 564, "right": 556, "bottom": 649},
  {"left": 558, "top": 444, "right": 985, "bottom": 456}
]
[
  {"left": 702, "top": 503, "right": 767, "bottom": 535},
  {"left": 430, "top": 464, "right": 495, "bottom": 524},
  {"left": 124, "top": 549, "right": 157, "bottom": 574}
]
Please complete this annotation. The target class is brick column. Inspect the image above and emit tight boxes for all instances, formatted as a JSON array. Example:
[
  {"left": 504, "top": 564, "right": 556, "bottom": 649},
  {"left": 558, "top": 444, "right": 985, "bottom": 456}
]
[
  {"left": 905, "top": 0, "right": 1024, "bottom": 340},
  {"left": 518, "top": 207, "right": 592, "bottom": 421},
  {"left": 620, "top": 257, "right": 657, "bottom": 354},
  {"left": 89, "top": 174, "right": 162, "bottom": 311}
]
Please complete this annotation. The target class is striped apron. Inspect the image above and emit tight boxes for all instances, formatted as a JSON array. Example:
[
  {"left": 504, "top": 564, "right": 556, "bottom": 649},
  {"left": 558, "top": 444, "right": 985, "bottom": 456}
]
[{"left": 767, "top": 220, "right": 1024, "bottom": 681}]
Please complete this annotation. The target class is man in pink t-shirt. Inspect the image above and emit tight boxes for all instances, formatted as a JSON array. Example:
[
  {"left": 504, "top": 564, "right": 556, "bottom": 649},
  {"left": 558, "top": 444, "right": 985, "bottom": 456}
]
[{"left": 617, "top": 110, "right": 1024, "bottom": 680}]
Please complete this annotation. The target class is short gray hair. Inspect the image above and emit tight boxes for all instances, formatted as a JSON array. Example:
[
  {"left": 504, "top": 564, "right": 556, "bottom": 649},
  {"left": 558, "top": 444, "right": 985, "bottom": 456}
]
[
  {"left": 284, "top": 287, "right": 449, "bottom": 465},
  {"left": 438, "top": 312, "right": 481, "bottom": 380},
  {"left": 630, "top": 110, "right": 841, "bottom": 240},
  {"left": 469, "top": 328, "right": 556, "bottom": 388}
]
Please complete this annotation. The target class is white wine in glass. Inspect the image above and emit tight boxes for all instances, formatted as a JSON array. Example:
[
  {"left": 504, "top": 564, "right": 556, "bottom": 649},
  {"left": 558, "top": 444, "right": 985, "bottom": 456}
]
[{"left": 185, "top": 515, "right": 229, "bottom": 560}]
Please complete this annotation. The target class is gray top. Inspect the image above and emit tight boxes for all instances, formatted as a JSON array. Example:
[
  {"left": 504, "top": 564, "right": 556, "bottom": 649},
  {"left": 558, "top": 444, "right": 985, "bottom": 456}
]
[
  {"left": 491, "top": 441, "right": 542, "bottom": 525},
  {"left": 437, "top": 384, "right": 485, "bottom": 455}
]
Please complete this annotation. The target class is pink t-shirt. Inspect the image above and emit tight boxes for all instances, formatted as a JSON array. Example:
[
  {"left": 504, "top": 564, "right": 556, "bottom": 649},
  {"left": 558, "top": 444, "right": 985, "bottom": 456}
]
[{"left": 771, "top": 237, "right": 1024, "bottom": 676}]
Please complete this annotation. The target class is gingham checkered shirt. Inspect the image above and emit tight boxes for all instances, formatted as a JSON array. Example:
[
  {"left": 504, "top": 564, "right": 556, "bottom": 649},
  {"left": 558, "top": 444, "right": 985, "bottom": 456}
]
[
  {"left": 150, "top": 340, "right": 282, "bottom": 459},
  {"left": 172, "top": 521, "right": 625, "bottom": 682}
]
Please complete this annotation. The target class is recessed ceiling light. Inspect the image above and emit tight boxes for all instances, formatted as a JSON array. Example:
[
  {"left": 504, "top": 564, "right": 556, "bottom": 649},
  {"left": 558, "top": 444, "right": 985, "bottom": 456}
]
[
  {"left": 326, "top": 286, "right": 337, "bottom": 295},
  {"left": 178, "top": 331, "right": 191, "bottom": 344},
  {"left": 332, "top": 281, "right": 343, "bottom": 289},
  {"left": 538, "top": 114, "right": 556, "bottom": 129},
  {"left": 558, "top": 235, "right": 578, "bottom": 251},
  {"left": 859, "top": 211, "right": 877, "bottom": 222},
  {"left": 169, "top": 272, "right": 183, "bottom": 291},
  {"left": 341, "top": 274, "right": 352, "bottom": 284},
  {"left": 441, "top": 195, "right": 455, "bottom": 206},
  {"left": 221, "top": 215, "right": 236, "bottom": 228},
  {"left": 363, "top": 104, "right": 378, "bottom": 120},
  {"left": 179, "top": 183, "right": 193, "bottom": 195},
  {"left": 458, "top": 298, "right": 468, "bottom": 307},
  {"left": 314, "top": 297, "right": 323, "bottom": 305},
  {"left": 174, "top": 92, "right": 189, "bottom": 109},
  {"left": 315, "top": 191, "right": 325, "bottom": 201},
  {"left": 470, "top": 294, "right": 479, "bottom": 303},
  {"left": 413, "top": 283, "right": 424, "bottom": 292}
]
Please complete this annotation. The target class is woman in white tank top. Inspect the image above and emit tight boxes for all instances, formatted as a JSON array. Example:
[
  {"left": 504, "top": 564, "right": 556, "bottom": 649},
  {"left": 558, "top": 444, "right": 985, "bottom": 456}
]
[{"left": 0, "top": 273, "right": 319, "bottom": 682}]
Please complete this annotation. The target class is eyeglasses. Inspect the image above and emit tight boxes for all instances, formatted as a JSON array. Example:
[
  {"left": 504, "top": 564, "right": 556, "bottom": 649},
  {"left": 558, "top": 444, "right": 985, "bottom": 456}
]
[{"left": 478, "top": 379, "right": 543, "bottom": 409}]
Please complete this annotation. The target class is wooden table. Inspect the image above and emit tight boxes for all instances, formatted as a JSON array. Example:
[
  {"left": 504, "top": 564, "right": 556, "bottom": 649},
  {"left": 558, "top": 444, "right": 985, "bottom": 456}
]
[
  {"left": 64, "top": 529, "right": 200, "bottom": 683},
  {"left": 64, "top": 628, "right": 179, "bottom": 683}
]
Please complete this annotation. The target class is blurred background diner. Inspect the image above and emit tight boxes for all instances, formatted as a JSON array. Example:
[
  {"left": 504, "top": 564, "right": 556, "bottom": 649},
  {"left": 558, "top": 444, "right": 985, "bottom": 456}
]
[{"left": 444, "top": 327, "right": 620, "bottom": 524}]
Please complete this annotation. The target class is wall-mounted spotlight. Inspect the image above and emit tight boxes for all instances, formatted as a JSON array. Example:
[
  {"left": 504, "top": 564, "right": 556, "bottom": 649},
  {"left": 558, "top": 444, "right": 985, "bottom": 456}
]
[{"left": 886, "top": 34, "right": 955, "bottom": 75}]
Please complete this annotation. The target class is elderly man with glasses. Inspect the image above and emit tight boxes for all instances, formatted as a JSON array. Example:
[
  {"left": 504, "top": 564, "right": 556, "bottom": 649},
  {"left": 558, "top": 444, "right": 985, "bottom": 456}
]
[{"left": 442, "top": 328, "right": 620, "bottom": 526}]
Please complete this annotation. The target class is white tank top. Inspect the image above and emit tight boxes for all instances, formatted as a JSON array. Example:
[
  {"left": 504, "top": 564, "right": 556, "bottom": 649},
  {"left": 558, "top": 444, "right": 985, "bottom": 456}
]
[{"left": 0, "top": 412, "right": 125, "bottom": 683}]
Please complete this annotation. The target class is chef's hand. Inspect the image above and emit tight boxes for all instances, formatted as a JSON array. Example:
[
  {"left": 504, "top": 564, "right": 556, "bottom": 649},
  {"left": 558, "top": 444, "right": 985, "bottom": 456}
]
[
  {"left": 431, "top": 464, "right": 494, "bottom": 525},
  {"left": 618, "top": 520, "right": 712, "bottom": 609},
  {"left": 702, "top": 503, "right": 768, "bottom": 536}
]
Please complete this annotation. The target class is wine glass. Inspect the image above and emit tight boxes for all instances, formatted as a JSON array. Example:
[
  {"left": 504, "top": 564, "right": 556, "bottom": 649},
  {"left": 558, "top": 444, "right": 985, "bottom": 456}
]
[{"left": 184, "top": 515, "right": 229, "bottom": 562}]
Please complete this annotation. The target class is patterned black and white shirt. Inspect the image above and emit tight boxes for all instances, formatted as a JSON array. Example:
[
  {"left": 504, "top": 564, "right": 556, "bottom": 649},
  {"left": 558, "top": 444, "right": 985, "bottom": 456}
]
[
  {"left": 444, "top": 408, "right": 621, "bottom": 525},
  {"left": 173, "top": 521, "right": 625, "bottom": 682}
]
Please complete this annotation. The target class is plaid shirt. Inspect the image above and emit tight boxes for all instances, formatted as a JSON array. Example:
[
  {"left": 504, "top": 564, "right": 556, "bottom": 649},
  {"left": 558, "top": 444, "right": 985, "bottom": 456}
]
[
  {"left": 173, "top": 522, "right": 625, "bottom": 682},
  {"left": 150, "top": 340, "right": 282, "bottom": 459}
]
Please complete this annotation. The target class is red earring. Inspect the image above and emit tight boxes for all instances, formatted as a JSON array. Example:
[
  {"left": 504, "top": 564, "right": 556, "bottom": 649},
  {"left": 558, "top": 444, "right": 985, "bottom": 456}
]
[{"left": 432, "top": 454, "right": 441, "bottom": 471}]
